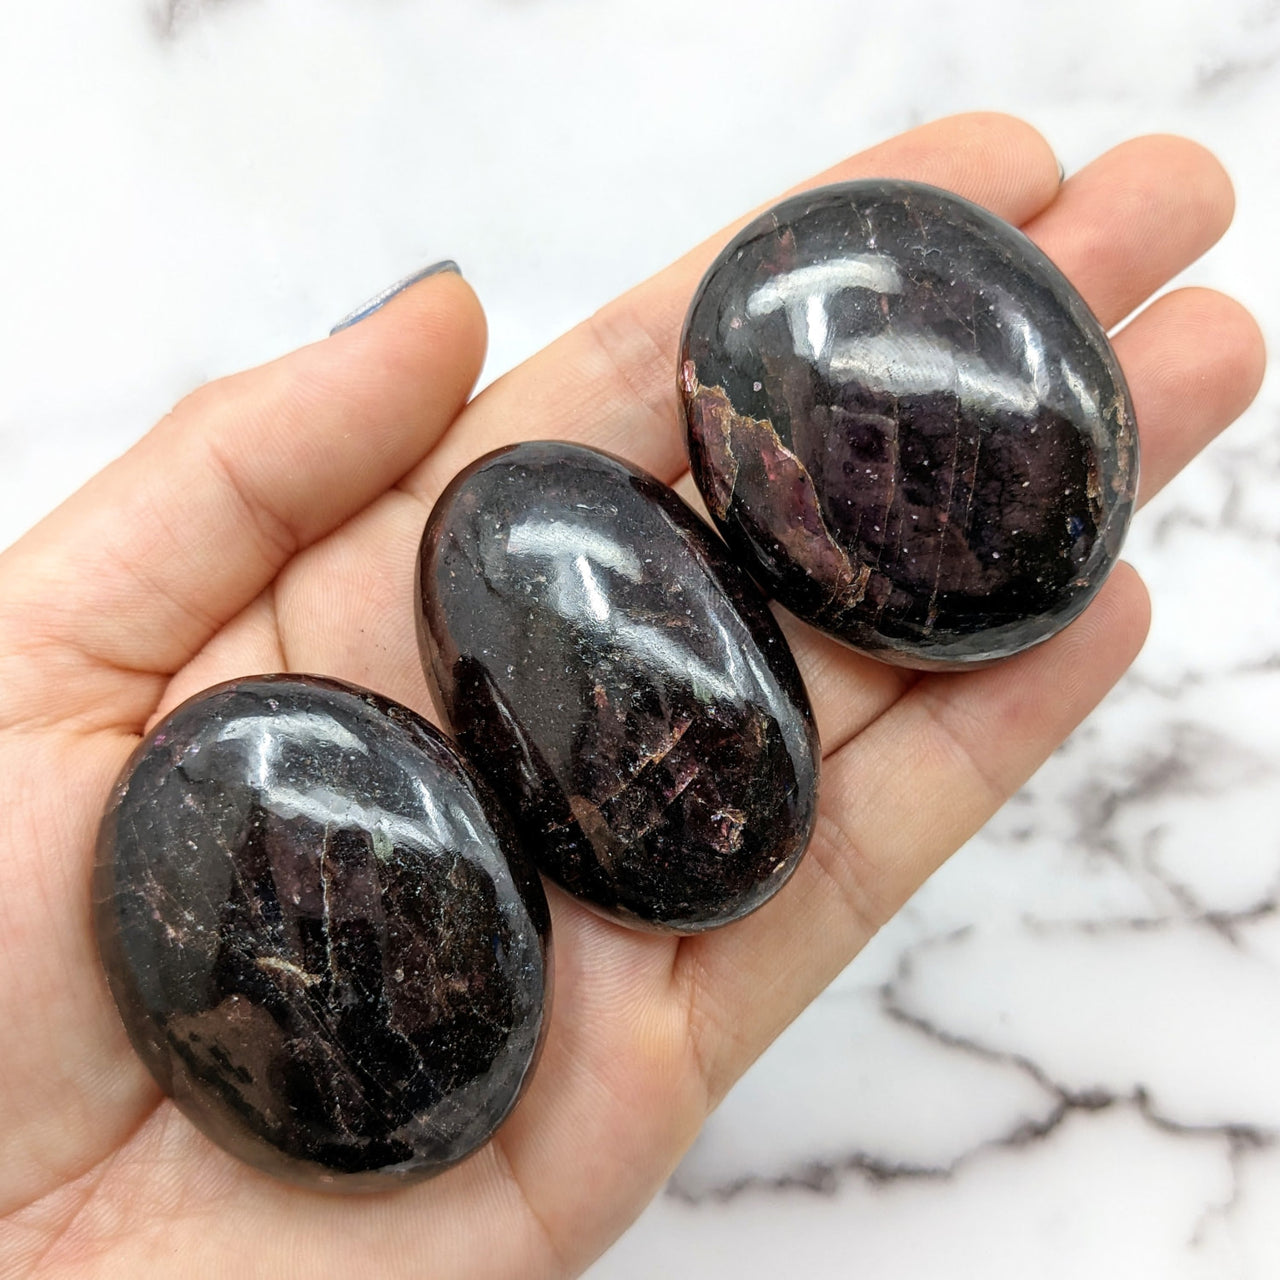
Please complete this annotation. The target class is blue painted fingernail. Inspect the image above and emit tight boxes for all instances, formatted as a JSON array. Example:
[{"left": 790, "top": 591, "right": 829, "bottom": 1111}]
[{"left": 330, "top": 259, "right": 461, "bottom": 334}]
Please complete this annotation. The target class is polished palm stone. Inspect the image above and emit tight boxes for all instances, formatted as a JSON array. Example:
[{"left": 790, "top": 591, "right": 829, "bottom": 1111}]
[
  {"left": 94, "top": 675, "right": 552, "bottom": 1190},
  {"left": 680, "top": 179, "right": 1139, "bottom": 668},
  {"left": 416, "top": 441, "right": 819, "bottom": 933}
]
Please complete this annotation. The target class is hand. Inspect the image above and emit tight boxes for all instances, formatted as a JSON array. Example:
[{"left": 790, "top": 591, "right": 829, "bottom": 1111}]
[{"left": 0, "top": 114, "right": 1263, "bottom": 1278}]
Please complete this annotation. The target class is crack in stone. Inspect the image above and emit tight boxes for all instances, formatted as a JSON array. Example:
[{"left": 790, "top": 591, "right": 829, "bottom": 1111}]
[{"left": 596, "top": 714, "right": 695, "bottom": 807}]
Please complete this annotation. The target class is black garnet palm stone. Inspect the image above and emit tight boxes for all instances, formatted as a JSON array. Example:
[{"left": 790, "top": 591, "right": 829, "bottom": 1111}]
[
  {"left": 416, "top": 441, "right": 819, "bottom": 934},
  {"left": 94, "top": 675, "right": 552, "bottom": 1190},
  {"left": 680, "top": 179, "right": 1139, "bottom": 668}
]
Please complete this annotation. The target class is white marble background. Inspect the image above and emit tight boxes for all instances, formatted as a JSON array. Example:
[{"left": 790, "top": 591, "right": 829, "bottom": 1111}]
[{"left": 2, "top": 1, "right": 1278, "bottom": 1275}]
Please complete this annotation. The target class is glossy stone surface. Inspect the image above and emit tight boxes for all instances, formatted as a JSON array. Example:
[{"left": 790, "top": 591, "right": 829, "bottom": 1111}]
[
  {"left": 94, "top": 676, "right": 551, "bottom": 1189},
  {"left": 680, "top": 179, "right": 1138, "bottom": 668},
  {"left": 417, "top": 442, "right": 819, "bottom": 933}
]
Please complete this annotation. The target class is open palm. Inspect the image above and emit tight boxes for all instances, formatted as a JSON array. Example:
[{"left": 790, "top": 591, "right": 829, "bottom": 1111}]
[{"left": 0, "top": 115, "right": 1263, "bottom": 1278}]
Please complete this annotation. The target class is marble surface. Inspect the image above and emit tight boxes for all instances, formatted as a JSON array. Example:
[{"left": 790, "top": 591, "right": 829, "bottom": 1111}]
[{"left": 1, "top": 1, "right": 1277, "bottom": 1275}]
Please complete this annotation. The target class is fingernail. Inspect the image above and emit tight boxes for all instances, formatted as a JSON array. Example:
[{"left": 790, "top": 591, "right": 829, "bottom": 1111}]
[
  {"left": 1056, "top": 156, "right": 1066, "bottom": 184},
  {"left": 330, "top": 260, "right": 461, "bottom": 334}
]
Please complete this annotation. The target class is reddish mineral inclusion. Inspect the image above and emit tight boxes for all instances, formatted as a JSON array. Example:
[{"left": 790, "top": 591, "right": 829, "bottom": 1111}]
[{"left": 680, "top": 179, "right": 1138, "bottom": 668}]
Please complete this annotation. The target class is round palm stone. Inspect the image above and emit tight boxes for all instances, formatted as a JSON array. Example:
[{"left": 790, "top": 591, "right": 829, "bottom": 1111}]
[
  {"left": 417, "top": 441, "right": 819, "bottom": 933},
  {"left": 680, "top": 179, "right": 1139, "bottom": 668},
  {"left": 94, "top": 675, "right": 552, "bottom": 1189}
]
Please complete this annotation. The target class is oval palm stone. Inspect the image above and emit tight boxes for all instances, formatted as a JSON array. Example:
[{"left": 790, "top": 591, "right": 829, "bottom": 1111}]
[
  {"left": 680, "top": 179, "right": 1139, "bottom": 668},
  {"left": 94, "top": 675, "right": 551, "bottom": 1189},
  {"left": 416, "top": 442, "right": 819, "bottom": 933}
]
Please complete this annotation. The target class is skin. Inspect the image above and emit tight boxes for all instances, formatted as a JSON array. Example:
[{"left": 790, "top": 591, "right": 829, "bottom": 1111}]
[{"left": 0, "top": 114, "right": 1265, "bottom": 1278}]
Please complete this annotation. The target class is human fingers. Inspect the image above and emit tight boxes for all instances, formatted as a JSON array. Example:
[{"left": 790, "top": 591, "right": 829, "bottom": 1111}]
[
  {"left": 221, "top": 127, "right": 1251, "bottom": 790},
  {"left": 401, "top": 112, "right": 1063, "bottom": 505},
  {"left": 377, "top": 129, "right": 1237, "bottom": 766},
  {"left": 161, "top": 114, "right": 1061, "bottom": 722},
  {"left": 403, "top": 129, "right": 1236, "bottom": 523},
  {"left": 0, "top": 272, "right": 485, "bottom": 734},
  {"left": 1021, "top": 135, "right": 1235, "bottom": 330}
]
